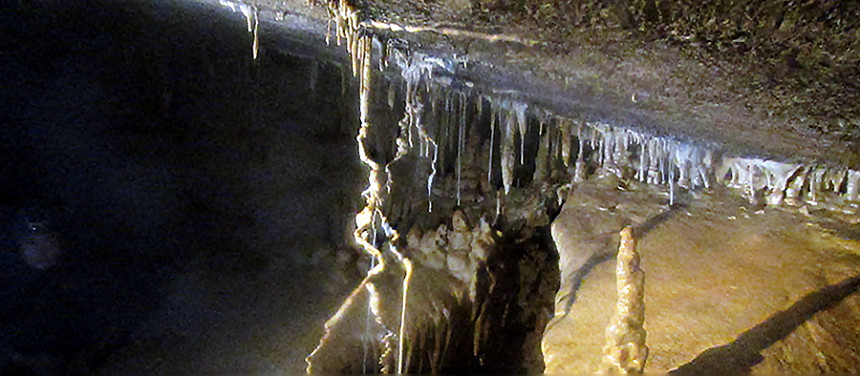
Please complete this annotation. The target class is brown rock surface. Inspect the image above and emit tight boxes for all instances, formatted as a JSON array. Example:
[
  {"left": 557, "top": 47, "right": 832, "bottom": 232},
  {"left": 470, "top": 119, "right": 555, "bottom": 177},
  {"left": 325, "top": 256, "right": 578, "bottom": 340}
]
[{"left": 544, "top": 179, "right": 860, "bottom": 374}]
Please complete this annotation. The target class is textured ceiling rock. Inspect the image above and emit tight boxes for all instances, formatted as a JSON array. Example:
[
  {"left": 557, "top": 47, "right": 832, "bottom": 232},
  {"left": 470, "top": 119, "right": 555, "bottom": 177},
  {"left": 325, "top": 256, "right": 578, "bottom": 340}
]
[{"left": 210, "top": 0, "right": 860, "bottom": 168}]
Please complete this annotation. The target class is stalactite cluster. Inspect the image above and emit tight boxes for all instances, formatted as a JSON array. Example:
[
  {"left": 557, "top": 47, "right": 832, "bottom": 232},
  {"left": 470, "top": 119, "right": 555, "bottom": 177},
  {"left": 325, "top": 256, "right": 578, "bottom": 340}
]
[{"left": 381, "top": 44, "right": 860, "bottom": 216}]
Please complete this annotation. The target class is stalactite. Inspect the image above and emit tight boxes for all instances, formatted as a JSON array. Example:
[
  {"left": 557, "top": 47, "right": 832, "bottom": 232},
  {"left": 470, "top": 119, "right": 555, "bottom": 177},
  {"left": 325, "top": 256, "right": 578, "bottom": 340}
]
[
  {"left": 427, "top": 142, "right": 439, "bottom": 212},
  {"left": 826, "top": 169, "right": 847, "bottom": 194},
  {"left": 816, "top": 167, "right": 830, "bottom": 202},
  {"left": 784, "top": 166, "right": 807, "bottom": 203},
  {"left": 669, "top": 162, "right": 675, "bottom": 205},
  {"left": 218, "top": 1, "right": 261, "bottom": 60},
  {"left": 674, "top": 144, "right": 690, "bottom": 188},
  {"left": 515, "top": 102, "right": 528, "bottom": 165},
  {"left": 637, "top": 139, "right": 647, "bottom": 182},
  {"left": 646, "top": 139, "right": 660, "bottom": 185},
  {"left": 438, "top": 94, "right": 450, "bottom": 176},
  {"left": 596, "top": 125, "right": 606, "bottom": 170},
  {"left": 561, "top": 120, "right": 572, "bottom": 168},
  {"left": 546, "top": 118, "right": 557, "bottom": 172},
  {"left": 534, "top": 118, "right": 550, "bottom": 183},
  {"left": 574, "top": 123, "right": 587, "bottom": 183},
  {"left": 457, "top": 93, "right": 466, "bottom": 206},
  {"left": 762, "top": 161, "right": 802, "bottom": 206},
  {"left": 389, "top": 77, "right": 398, "bottom": 108},
  {"left": 848, "top": 170, "right": 860, "bottom": 201},
  {"left": 501, "top": 104, "right": 516, "bottom": 194},
  {"left": 488, "top": 101, "right": 496, "bottom": 185}
]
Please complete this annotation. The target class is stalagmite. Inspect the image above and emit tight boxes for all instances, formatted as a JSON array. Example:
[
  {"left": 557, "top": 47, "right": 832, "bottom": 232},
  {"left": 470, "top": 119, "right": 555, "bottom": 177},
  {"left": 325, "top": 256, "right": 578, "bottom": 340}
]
[
  {"left": 745, "top": 164, "right": 757, "bottom": 203},
  {"left": 376, "top": 223, "right": 412, "bottom": 375},
  {"left": 602, "top": 226, "right": 648, "bottom": 374}
]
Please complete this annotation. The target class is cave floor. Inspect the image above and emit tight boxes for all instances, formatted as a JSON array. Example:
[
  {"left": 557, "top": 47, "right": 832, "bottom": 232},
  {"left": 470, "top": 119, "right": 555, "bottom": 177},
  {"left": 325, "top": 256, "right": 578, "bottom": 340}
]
[{"left": 545, "top": 176, "right": 860, "bottom": 373}]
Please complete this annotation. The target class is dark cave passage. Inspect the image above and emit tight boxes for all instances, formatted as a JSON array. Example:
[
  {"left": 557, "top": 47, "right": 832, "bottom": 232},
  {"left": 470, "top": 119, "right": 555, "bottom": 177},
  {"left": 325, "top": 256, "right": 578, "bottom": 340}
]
[{"left": 1, "top": 0, "right": 362, "bottom": 373}]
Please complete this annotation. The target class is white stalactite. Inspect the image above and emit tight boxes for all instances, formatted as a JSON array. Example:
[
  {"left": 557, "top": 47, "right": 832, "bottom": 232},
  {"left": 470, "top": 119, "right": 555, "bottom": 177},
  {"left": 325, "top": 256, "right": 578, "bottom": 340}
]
[
  {"left": 457, "top": 93, "right": 466, "bottom": 206},
  {"left": 574, "top": 123, "right": 586, "bottom": 183},
  {"left": 847, "top": 170, "right": 860, "bottom": 201},
  {"left": 515, "top": 102, "right": 528, "bottom": 165},
  {"left": 501, "top": 104, "right": 516, "bottom": 194},
  {"left": 488, "top": 101, "right": 496, "bottom": 185},
  {"left": 561, "top": 120, "right": 572, "bottom": 167}
]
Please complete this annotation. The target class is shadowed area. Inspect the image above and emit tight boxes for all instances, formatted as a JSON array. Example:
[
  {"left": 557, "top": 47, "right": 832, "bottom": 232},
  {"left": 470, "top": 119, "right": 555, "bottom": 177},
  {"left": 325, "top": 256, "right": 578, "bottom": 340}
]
[
  {"left": 0, "top": 0, "right": 362, "bottom": 373},
  {"left": 672, "top": 274, "right": 860, "bottom": 375}
]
